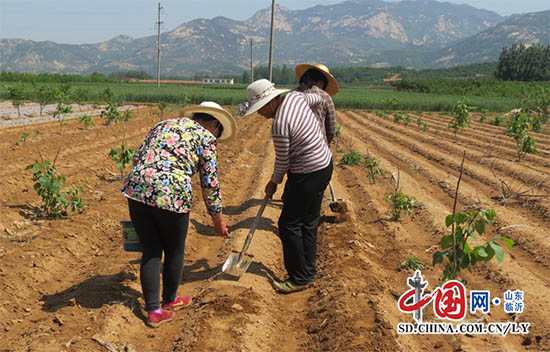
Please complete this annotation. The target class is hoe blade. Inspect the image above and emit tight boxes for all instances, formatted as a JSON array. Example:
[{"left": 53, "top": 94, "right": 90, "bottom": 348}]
[{"left": 222, "top": 252, "right": 254, "bottom": 276}]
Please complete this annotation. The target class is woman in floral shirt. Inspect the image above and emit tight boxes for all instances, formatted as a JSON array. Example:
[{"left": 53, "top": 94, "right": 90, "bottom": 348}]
[{"left": 121, "top": 101, "right": 235, "bottom": 327}]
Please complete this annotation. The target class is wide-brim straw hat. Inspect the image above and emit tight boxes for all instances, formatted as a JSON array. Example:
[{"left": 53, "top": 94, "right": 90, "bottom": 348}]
[
  {"left": 295, "top": 63, "right": 339, "bottom": 96},
  {"left": 242, "top": 79, "right": 289, "bottom": 117},
  {"left": 181, "top": 101, "right": 236, "bottom": 142}
]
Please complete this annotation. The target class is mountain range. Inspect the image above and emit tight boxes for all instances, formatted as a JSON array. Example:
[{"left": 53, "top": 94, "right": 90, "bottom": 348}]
[{"left": 1, "top": 0, "right": 549, "bottom": 75}]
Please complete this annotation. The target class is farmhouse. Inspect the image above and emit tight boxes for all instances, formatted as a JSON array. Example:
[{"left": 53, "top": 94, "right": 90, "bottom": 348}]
[{"left": 202, "top": 78, "right": 234, "bottom": 84}]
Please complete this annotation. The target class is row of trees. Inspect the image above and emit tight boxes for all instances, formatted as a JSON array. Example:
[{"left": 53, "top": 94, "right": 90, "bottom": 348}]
[
  {"left": 495, "top": 43, "right": 550, "bottom": 81},
  {"left": 0, "top": 70, "right": 153, "bottom": 83},
  {"left": 239, "top": 63, "right": 498, "bottom": 85},
  {"left": 1, "top": 62, "right": 499, "bottom": 87}
]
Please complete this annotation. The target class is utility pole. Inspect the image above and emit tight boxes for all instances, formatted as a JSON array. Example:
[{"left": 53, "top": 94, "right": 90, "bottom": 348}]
[
  {"left": 156, "top": 2, "right": 163, "bottom": 88},
  {"left": 250, "top": 39, "right": 254, "bottom": 83},
  {"left": 268, "top": 0, "right": 275, "bottom": 82}
]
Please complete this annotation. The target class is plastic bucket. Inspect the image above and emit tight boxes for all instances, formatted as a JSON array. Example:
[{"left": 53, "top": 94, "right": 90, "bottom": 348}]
[{"left": 121, "top": 221, "right": 142, "bottom": 252}]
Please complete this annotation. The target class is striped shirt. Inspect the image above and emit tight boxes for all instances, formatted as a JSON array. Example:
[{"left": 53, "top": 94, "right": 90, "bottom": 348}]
[
  {"left": 270, "top": 91, "right": 333, "bottom": 184},
  {"left": 303, "top": 85, "right": 337, "bottom": 145}
]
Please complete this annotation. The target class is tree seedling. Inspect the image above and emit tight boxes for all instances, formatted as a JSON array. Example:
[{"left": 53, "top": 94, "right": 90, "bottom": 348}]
[
  {"left": 14, "top": 131, "right": 32, "bottom": 146},
  {"left": 401, "top": 254, "right": 424, "bottom": 271},
  {"left": 53, "top": 97, "right": 73, "bottom": 135},
  {"left": 102, "top": 103, "right": 122, "bottom": 124},
  {"left": 25, "top": 149, "right": 86, "bottom": 217},
  {"left": 505, "top": 112, "right": 537, "bottom": 161},
  {"left": 385, "top": 169, "right": 418, "bottom": 220},
  {"left": 433, "top": 152, "right": 514, "bottom": 282},
  {"left": 109, "top": 141, "right": 136, "bottom": 179},
  {"left": 365, "top": 157, "right": 383, "bottom": 184},
  {"left": 341, "top": 150, "right": 363, "bottom": 166},
  {"left": 157, "top": 102, "right": 167, "bottom": 121},
  {"left": 36, "top": 86, "right": 57, "bottom": 118},
  {"left": 491, "top": 115, "right": 506, "bottom": 126},
  {"left": 433, "top": 209, "right": 514, "bottom": 282},
  {"left": 4, "top": 85, "right": 25, "bottom": 118},
  {"left": 448, "top": 98, "right": 473, "bottom": 140},
  {"left": 77, "top": 114, "right": 95, "bottom": 128}
]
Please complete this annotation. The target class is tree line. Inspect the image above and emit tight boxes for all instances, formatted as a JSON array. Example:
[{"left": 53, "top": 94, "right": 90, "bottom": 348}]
[
  {"left": 495, "top": 43, "right": 550, "bottom": 81},
  {"left": 0, "top": 70, "right": 153, "bottom": 83}
]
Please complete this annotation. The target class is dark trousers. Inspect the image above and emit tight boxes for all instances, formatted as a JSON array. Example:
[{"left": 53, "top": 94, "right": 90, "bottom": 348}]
[
  {"left": 278, "top": 161, "right": 333, "bottom": 285},
  {"left": 128, "top": 199, "right": 190, "bottom": 311}
]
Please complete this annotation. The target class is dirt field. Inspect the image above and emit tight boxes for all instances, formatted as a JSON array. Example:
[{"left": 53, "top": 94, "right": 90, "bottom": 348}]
[{"left": 0, "top": 106, "right": 549, "bottom": 351}]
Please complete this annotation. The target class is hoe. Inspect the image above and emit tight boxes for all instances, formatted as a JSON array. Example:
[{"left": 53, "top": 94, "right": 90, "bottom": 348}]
[{"left": 222, "top": 195, "right": 269, "bottom": 276}]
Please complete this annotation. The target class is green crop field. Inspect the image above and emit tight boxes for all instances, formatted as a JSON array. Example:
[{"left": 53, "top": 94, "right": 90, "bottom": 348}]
[{"left": 0, "top": 81, "right": 524, "bottom": 112}]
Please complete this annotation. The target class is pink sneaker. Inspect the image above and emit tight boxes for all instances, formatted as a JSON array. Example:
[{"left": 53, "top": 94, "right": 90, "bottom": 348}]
[
  {"left": 161, "top": 296, "right": 192, "bottom": 311},
  {"left": 146, "top": 309, "right": 174, "bottom": 328}
]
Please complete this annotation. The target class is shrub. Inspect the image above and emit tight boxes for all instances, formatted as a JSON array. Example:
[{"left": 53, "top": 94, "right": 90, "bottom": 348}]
[
  {"left": 384, "top": 192, "right": 418, "bottom": 220},
  {"left": 102, "top": 103, "right": 122, "bottom": 124},
  {"left": 25, "top": 160, "right": 86, "bottom": 217},
  {"left": 491, "top": 115, "right": 506, "bottom": 126},
  {"left": 341, "top": 150, "right": 363, "bottom": 166},
  {"left": 77, "top": 114, "right": 95, "bottom": 127},
  {"left": 401, "top": 254, "right": 424, "bottom": 271}
]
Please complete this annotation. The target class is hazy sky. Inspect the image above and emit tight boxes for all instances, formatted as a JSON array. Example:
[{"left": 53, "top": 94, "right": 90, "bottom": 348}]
[{"left": 1, "top": 0, "right": 548, "bottom": 44}]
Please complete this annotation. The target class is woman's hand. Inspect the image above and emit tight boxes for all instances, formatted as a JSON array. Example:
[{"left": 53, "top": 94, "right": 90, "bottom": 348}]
[
  {"left": 265, "top": 181, "right": 277, "bottom": 199},
  {"left": 211, "top": 213, "right": 230, "bottom": 239}
]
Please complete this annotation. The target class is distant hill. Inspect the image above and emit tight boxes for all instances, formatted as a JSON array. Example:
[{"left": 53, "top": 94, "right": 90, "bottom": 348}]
[
  {"left": 425, "top": 9, "right": 550, "bottom": 67},
  {"left": 1, "top": 0, "right": 547, "bottom": 74}
]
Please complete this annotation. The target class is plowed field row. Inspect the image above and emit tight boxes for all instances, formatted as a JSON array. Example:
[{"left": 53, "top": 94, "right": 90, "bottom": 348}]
[
  {"left": 333, "top": 110, "right": 549, "bottom": 351},
  {"left": 395, "top": 113, "right": 550, "bottom": 167},
  {"left": 0, "top": 107, "right": 548, "bottom": 351}
]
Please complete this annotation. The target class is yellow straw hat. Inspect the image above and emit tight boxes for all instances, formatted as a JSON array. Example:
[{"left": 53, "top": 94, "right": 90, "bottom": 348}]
[
  {"left": 181, "top": 101, "right": 236, "bottom": 142},
  {"left": 295, "top": 63, "right": 339, "bottom": 96}
]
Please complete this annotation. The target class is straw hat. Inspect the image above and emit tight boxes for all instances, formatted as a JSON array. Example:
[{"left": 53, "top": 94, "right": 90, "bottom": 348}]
[
  {"left": 242, "top": 79, "right": 289, "bottom": 117},
  {"left": 181, "top": 101, "right": 236, "bottom": 142},
  {"left": 295, "top": 63, "right": 339, "bottom": 96}
]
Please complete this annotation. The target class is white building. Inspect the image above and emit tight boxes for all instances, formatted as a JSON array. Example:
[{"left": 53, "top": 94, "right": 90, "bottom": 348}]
[{"left": 202, "top": 78, "right": 234, "bottom": 84}]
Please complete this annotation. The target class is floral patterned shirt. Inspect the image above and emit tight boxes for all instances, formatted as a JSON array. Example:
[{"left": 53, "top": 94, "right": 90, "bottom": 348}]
[{"left": 121, "top": 118, "right": 222, "bottom": 215}]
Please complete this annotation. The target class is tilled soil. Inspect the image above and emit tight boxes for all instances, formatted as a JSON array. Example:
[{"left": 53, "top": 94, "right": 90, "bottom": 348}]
[{"left": 0, "top": 106, "right": 548, "bottom": 351}]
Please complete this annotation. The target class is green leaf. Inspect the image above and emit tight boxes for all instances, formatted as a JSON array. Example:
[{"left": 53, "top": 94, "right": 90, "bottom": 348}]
[
  {"left": 440, "top": 235, "right": 453, "bottom": 249},
  {"left": 459, "top": 254, "right": 470, "bottom": 269},
  {"left": 501, "top": 237, "right": 515, "bottom": 250},
  {"left": 474, "top": 220, "right": 485, "bottom": 236},
  {"left": 465, "top": 227, "right": 475, "bottom": 240},
  {"left": 488, "top": 241, "right": 504, "bottom": 264},
  {"left": 445, "top": 214, "right": 454, "bottom": 227},
  {"left": 433, "top": 251, "right": 447, "bottom": 266},
  {"left": 474, "top": 246, "right": 488, "bottom": 258},
  {"left": 455, "top": 212, "right": 470, "bottom": 225},
  {"left": 464, "top": 242, "right": 472, "bottom": 254},
  {"left": 485, "top": 244, "right": 496, "bottom": 261}
]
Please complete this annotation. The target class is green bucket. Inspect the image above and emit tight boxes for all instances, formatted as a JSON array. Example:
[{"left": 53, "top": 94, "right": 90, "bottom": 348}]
[{"left": 121, "top": 221, "right": 142, "bottom": 252}]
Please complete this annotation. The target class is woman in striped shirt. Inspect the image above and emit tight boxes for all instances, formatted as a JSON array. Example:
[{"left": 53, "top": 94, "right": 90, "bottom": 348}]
[{"left": 241, "top": 79, "right": 333, "bottom": 294}]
